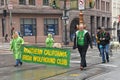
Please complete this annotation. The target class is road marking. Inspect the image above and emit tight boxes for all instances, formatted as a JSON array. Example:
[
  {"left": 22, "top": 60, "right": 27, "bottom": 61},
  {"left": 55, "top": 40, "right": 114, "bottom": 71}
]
[
  {"left": 71, "top": 54, "right": 78, "bottom": 56},
  {"left": 69, "top": 74, "right": 80, "bottom": 76},
  {"left": 71, "top": 54, "right": 101, "bottom": 58},
  {"left": 99, "top": 64, "right": 118, "bottom": 68},
  {"left": 70, "top": 60, "right": 80, "bottom": 63},
  {"left": 0, "top": 51, "right": 12, "bottom": 54}
]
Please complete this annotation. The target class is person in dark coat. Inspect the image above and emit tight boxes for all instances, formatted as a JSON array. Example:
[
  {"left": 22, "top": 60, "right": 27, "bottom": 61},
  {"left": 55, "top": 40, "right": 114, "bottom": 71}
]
[
  {"left": 5, "top": 34, "right": 8, "bottom": 42},
  {"left": 73, "top": 24, "right": 93, "bottom": 70},
  {"left": 97, "top": 27, "right": 111, "bottom": 63}
]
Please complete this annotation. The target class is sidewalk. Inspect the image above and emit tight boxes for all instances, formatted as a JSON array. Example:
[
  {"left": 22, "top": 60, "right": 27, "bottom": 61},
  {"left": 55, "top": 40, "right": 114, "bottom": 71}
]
[{"left": 0, "top": 44, "right": 100, "bottom": 80}]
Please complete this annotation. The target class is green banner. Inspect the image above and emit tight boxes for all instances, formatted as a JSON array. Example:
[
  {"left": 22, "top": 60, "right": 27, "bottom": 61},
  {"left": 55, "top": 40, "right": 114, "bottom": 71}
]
[{"left": 21, "top": 45, "right": 71, "bottom": 67}]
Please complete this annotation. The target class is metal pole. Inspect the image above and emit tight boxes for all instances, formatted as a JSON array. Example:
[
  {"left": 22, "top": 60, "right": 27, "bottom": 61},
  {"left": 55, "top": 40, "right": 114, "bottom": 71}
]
[
  {"left": 9, "top": 10, "right": 12, "bottom": 37},
  {"left": 35, "top": 27, "right": 37, "bottom": 43},
  {"left": 64, "top": 0, "right": 68, "bottom": 45},
  {"left": 2, "top": 17, "right": 5, "bottom": 37},
  {"left": 8, "top": 2, "right": 13, "bottom": 38}
]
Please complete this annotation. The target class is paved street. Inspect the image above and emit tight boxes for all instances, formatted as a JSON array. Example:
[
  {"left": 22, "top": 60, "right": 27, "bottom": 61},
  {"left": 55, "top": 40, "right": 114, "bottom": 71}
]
[{"left": 0, "top": 43, "right": 120, "bottom": 80}]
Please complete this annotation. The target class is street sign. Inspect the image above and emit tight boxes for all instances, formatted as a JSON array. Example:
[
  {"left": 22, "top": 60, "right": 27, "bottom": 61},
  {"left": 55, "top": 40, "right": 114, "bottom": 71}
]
[
  {"left": 62, "top": 16, "right": 69, "bottom": 20},
  {"left": 78, "top": 0, "right": 85, "bottom": 10}
]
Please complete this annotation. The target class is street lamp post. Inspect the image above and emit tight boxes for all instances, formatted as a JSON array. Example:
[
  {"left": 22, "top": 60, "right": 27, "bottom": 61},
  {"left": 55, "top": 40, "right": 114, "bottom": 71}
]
[
  {"left": 51, "top": 0, "right": 95, "bottom": 45},
  {"left": 2, "top": 10, "right": 7, "bottom": 37},
  {"left": 52, "top": 0, "right": 69, "bottom": 45},
  {"left": 8, "top": 3, "right": 13, "bottom": 38},
  {"left": 78, "top": 0, "right": 95, "bottom": 30},
  {"left": 63, "top": 0, "right": 68, "bottom": 45},
  {"left": 2, "top": 16, "right": 5, "bottom": 37}
]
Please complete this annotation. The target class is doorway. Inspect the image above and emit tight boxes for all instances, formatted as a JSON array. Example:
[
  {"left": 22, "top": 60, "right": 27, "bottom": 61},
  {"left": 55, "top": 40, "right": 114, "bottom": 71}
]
[{"left": 70, "top": 18, "right": 79, "bottom": 41}]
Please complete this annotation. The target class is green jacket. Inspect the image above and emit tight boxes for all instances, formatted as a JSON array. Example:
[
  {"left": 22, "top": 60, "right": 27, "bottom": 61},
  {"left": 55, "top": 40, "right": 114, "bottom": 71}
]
[
  {"left": 45, "top": 34, "right": 54, "bottom": 47},
  {"left": 10, "top": 37, "right": 24, "bottom": 59}
]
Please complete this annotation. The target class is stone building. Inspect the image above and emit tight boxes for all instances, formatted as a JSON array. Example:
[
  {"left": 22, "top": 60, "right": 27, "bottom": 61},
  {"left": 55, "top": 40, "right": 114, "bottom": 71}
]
[
  {"left": 112, "top": 0, "right": 120, "bottom": 40},
  {"left": 0, "top": 0, "right": 111, "bottom": 45}
]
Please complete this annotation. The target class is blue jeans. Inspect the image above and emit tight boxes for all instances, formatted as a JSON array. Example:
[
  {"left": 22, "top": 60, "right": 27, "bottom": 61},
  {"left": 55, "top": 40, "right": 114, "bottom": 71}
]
[{"left": 99, "top": 44, "right": 109, "bottom": 62}]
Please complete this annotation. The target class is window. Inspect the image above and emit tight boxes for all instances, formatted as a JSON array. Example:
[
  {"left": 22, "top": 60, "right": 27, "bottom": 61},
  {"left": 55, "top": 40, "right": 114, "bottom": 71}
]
[
  {"left": 101, "top": 1, "right": 105, "bottom": 11},
  {"left": 70, "top": 0, "right": 78, "bottom": 9},
  {"left": 20, "top": 18, "right": 36, "bottom": 36},
  {"left": 19, "top": 0, "right": 26, "bottom": 5},
  {"left": 43, "top": 0, "right": 49, "bottom": 6},
  {"left": 44, "top": 18, "right": 59, "bottom": 35},
  {"left": 96, "top": 0, "right": 100, "bottom": 9},
  {"left": 102, "top": 17, "right": 105, "bottom": 27},
  {"left": 29, "top": 0, "right": 35, "bottom": 5},
  {"left": 97, "top": 17, "right": 100, "bottom": 27},
  {"left": 107, "top": 18, "right": 110, "bottom": 28},
  {"left": 106, "top": 2, "right": 110, "bottom": 11},
  {"left": 1, "top": 0, "right": 4, "bottom": 6}
]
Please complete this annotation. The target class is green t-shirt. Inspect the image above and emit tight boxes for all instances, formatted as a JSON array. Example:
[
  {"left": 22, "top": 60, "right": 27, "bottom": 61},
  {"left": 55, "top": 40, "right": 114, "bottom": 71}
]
[{"left": 77, "top": 30, "right": 85, "bottom": 46}]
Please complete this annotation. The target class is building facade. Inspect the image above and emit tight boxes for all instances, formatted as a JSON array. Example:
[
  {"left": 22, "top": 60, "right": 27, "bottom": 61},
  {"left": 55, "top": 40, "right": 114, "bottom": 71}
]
[
  {"left": 0, "top": 0, "right": 112, "bottom": 45},
  {"left": 83, "top": 0, "right": 111, "bottom": 35},
  {"left": 112, "top": 0, "right": 120, "bottom": 40}
]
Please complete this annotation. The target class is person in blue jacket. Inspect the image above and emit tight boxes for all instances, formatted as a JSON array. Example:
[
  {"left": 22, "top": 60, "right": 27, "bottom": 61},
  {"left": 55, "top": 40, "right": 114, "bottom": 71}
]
[{"left": 97, "top": 27, "right": 111, "bottom": 63}]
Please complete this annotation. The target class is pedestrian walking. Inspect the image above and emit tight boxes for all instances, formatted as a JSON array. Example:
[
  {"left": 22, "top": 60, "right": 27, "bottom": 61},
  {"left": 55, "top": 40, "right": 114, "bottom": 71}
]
[
  {"left": 10, "top": 32, "right": 24, "bottom": 67},
  {"left": 118, "top": 34, "right": 120, "bottom": 43},
  {"left": 73, "top": 24, "right": 93, "bottom": 70},
  {"left": 96, "top": 27, "right": 102, "bottom": 56},
  {"left": 92, "top": 34, "right": 97, "bottom": 46},
  {"left": 97, "top": 27, "right": 111, "bottom": 63},
  {"left": 45, "top": 33, "right": 54, "bottom": 47},
  {"left": 5, "top": 34, "right": 9, "bottom": 42},
  {"left": 11, "top": 27, "right": 15, "bottom": 38}
]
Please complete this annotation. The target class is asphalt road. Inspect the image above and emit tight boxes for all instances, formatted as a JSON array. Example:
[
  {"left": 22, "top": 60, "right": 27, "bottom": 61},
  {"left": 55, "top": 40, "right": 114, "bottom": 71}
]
[{"left": 0, "top": 43, "right": 120, "bottom": 80}]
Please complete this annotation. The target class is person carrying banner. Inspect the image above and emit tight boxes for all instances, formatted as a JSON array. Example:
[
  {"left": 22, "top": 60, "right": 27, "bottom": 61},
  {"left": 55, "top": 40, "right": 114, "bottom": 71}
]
[
  {"left": 45, "top": 33, "right": 54, "bottom": 47},
  {"left": 10, "top": 32, "right": 24, "bottom": 67},
  {"left": 73, "top": 24, "right": 93, "bottom": 70}
]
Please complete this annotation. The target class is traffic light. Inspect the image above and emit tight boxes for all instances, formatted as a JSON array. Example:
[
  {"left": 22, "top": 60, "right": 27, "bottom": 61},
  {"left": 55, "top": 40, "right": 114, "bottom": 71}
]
[
  {"left": 89, "top": 0, "right": 95, "bottom": 8},
  {"left": 3, "top": 10, "right": 7, "bottom": 17},
  {"left": 52, "top": 0, "right": 56, "bottom": 8}
]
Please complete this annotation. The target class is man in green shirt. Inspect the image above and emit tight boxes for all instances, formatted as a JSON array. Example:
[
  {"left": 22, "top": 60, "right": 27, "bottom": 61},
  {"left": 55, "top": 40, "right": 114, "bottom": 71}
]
[{"left": 73, "top": 24, "right": 92, "bottom": 70}]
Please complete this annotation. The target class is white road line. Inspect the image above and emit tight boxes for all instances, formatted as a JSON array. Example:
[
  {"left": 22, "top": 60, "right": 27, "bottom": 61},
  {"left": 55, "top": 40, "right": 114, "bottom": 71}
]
[
  {"left": 70, "top": 60, "right": 80, "bottom": 63},
  {"left": 71, "top": 54, "right": 79, "bottom": 56},
  {"left": 99, "top": 64, "right": 118, "bottom": 68},
  {"left": 71, "top": 54, "right": 101, "bottom": 58},
  {"left": 0, "top": 52, "right": 12, "bottom": 54}
]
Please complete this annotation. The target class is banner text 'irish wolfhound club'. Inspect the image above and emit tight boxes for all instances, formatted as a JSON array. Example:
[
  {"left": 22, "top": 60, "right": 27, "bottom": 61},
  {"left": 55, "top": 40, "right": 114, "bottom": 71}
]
[{"left": 21, "top": 45, "right": 71, "bottom": 67}]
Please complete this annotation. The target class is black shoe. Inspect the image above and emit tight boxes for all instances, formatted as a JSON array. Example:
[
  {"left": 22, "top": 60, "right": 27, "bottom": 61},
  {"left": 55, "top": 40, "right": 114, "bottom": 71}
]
[
  {"left": 102, "top": 61, "right": 106, "bottom": 63},
  {"left": 107, "top": 60, "right": 109, "bottom": 62},
  {"left": 20, "top": 62, "right": 23, "bottom": 66},
  {"left": 14, "top": 64, "right": 18, "bottom": 67},
  {"left": 80, "top": 66, "right": 84, "bottom": 70}
]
